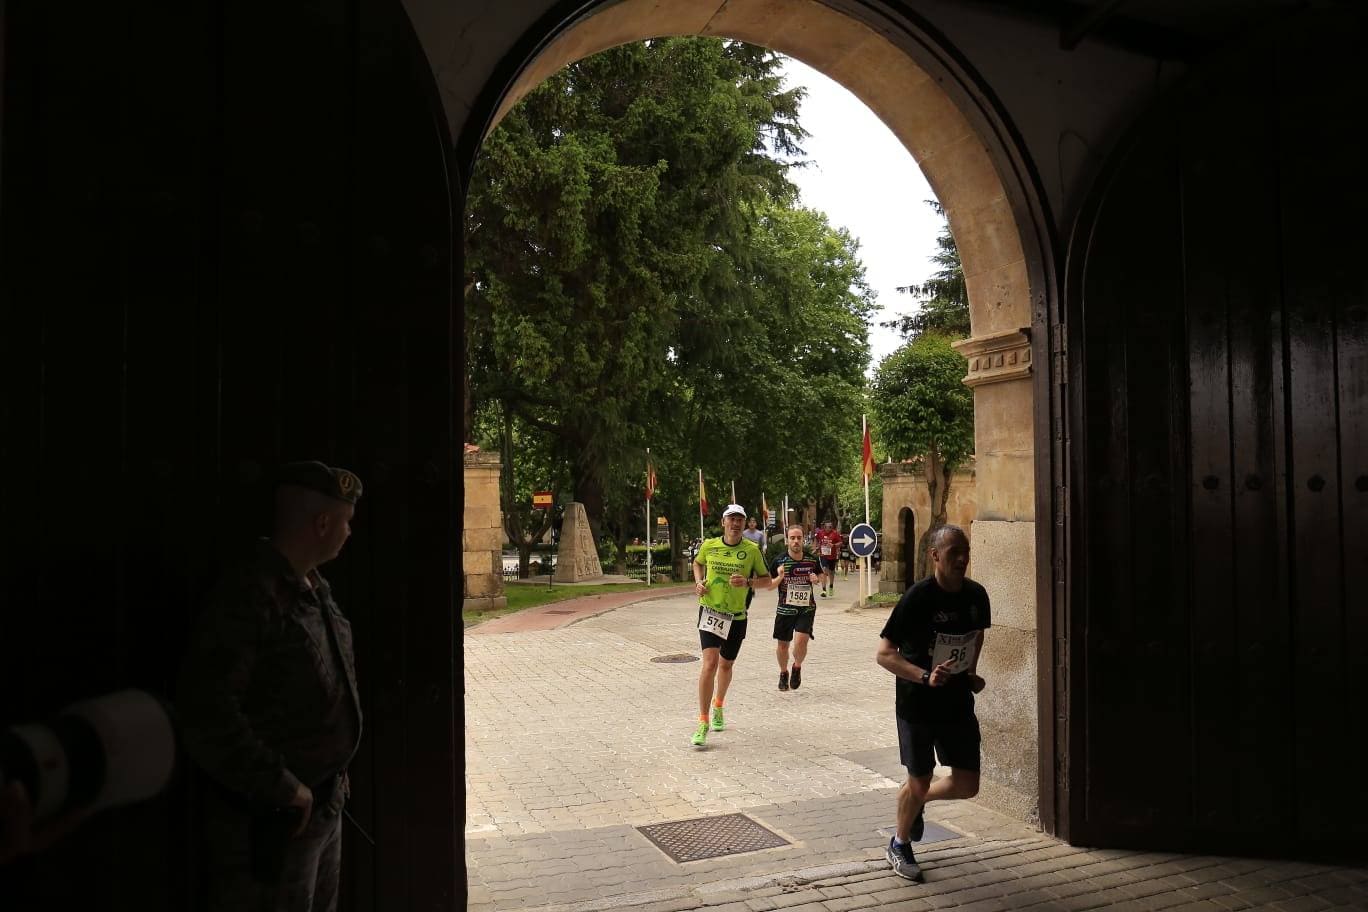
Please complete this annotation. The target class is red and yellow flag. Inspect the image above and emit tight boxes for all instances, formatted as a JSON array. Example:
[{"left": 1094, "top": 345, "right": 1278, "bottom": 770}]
[
  {"left": 861, "top": 424, "right": 876, "bottom": 480},
  {"left": 698, "top": 470, "right": 710, "bottom": 517},
  {"left": 645, "top": 452, "right": 658, "bottom": 502},
  {"left": 761, "top": 493, "right": 769, "bottom": 528}
]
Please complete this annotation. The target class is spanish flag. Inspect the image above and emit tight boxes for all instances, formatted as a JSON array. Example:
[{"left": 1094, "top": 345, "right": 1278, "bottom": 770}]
[
  {"left": 645, "top": 451, "right": 658, "bottom": 502},
  {"left": 698, "top": 469, "right": 710, "bottom": 517},
  {"left": 761, "top": 492, "right": 769, "bottom": 528},
  {"left": 862, "top": 423, "right": 876, "bottom": 480}
]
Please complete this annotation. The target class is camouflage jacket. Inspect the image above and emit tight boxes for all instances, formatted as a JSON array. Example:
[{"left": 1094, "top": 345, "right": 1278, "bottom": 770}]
[{"left": 178, "top": 540, "right": 362, "bottom": 808}]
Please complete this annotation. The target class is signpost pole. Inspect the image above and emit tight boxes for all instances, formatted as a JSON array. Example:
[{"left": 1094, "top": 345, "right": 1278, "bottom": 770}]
[
  {"left": 532, "top": 491, "right": 556, "bottom": 589},
  {"left": 848, "top": 522, "right": 878, "bottom": 607},
  {"left": 863, "top": 414, "right": 871, "bottom": 603}
]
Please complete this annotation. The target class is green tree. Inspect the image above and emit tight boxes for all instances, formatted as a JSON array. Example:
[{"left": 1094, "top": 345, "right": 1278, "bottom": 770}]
[
  {"left": 885, "top": 200, "right": 969, "bottom": 341},
  {"left": 646, "top": 201, "right": 875, "bottom": 574},
  {"left": 465, "top": 38, "right": 808, "bottom": 539},
  {"left": 869, "top": 334, "right": 973, "bottom": 578},
  {"left": 470, "top": 403, "right": 569, "bottom": 578}
]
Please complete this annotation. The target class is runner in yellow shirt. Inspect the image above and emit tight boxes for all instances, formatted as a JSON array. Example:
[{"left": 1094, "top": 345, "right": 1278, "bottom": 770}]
[{"left": 690, "top": 504, "right": 773, "bottom": 747}]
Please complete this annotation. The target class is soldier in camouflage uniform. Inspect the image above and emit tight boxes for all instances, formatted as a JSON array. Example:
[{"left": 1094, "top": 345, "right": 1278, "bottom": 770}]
[{"left": 178, "top": 461, "right": 364, "bottom": 912}]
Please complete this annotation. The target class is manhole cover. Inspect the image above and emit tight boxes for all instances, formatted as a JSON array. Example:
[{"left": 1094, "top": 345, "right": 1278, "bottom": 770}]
[
  {"left": 546, "top": 609, "right": 576, "bottom": 614},
  {"left": 650, "top": 653, "right": 699, "bottom": 663},
  {"left": 637, "top": 813, "right": 788, "bottom": 862}
]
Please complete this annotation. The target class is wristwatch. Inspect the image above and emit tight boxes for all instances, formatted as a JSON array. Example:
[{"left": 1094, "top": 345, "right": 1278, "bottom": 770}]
[{"left": 920, "top": 670, "right": 931, "bottom": 686}]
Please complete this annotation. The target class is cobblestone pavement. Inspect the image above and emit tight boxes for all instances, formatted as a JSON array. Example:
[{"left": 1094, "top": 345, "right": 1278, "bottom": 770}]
[{"left": 464, "top": 578, "right": 1367, "bottom": 911}]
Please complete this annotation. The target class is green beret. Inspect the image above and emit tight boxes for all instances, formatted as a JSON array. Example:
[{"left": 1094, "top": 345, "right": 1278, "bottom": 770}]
[{"left": 274, "top": 460, "right": 363, "bottom": 504}]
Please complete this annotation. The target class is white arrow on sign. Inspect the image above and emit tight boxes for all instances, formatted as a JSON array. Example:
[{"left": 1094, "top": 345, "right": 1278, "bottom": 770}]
[{"left": 852, "top": 531, "right": 875, "bottom": 549}]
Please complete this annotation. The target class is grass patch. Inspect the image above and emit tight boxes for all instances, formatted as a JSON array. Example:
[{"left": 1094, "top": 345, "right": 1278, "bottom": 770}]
[
  {"left": 463, "top": 582, "right": 657, "bottom": 628},
  {"left": 865, "top": 591, "right": 901, "bottom": 605}
]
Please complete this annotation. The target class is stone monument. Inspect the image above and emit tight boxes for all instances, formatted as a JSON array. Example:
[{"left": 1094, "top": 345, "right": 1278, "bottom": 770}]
[{"left": 552, "top": 502, "right": 603, "bottom": 582}]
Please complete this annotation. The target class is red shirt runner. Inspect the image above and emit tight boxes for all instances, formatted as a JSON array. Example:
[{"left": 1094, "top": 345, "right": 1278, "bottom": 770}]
[{"left": 814, "top": 528, "right": 843, "bottom": 560}]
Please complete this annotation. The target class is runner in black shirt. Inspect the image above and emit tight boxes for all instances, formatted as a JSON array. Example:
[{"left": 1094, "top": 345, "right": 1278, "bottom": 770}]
[
  {"left": 875, "top": 525, "right": 989, "bottom": 882},
  {"left": 769, "top": 524, "right": 826, "bottom": 692}
]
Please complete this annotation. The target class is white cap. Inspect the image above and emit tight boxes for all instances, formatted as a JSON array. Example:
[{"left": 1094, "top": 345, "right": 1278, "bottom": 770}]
[{"left": 722, "top": 504, "right": 746, "bottom": 518}]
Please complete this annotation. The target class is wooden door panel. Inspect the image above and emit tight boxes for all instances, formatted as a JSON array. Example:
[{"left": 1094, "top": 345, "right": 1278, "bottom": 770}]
[{"left": 1068, "top": 12, "right": 1368, "bottom": 854}]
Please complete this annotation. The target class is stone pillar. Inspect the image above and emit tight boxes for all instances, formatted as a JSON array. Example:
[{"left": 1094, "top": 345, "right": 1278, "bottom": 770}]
[
  {"left": 552, "top": 502, "right": 603, "bottom": 582},
  {"left": 952, "top": 328, "right": 1037, "bottom": 823},
  {"left": 463, "top": 450, "right": 506, "bottom": 613}
]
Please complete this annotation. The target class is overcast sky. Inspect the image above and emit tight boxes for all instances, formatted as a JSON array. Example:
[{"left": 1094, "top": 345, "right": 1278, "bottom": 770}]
[{"left": 777, "top": 57, "right": 944, "bottom": 373}]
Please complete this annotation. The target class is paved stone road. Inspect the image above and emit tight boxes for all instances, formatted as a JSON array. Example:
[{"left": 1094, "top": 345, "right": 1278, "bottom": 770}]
[{"left": 464, "top": 578, "right": 1367, "bottom": 911}]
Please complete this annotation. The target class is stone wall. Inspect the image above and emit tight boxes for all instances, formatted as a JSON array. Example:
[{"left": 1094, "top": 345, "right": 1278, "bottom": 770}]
[
  {"left": 878, "top": 460, "right": 978, "bottom": 594},
  {"left": 967, "top": 518, "right": 1037, "bottom": 823},
  {"left": 463, "top": 450, "right": 506, "bottom": 613}
]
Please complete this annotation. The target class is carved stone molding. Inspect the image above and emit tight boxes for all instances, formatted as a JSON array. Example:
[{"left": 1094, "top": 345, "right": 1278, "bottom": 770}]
[{"left": 953, "top": 328, "right": 1032, "bottom": 388}]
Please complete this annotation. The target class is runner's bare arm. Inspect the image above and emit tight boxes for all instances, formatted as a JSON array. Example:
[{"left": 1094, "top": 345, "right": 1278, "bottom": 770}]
[
  {"left": 876, "top": 637, "right": 930, "bottom": 684},
  {"left": 967, "top": 630, "right": 986, "bottom": 693}
]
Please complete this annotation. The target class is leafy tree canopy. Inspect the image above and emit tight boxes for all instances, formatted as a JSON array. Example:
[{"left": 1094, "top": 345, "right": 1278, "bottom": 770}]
[
  {"left": 869, "top": 333, "right": 974, "bottom": 578},
  {"left": 467, "top": 38, "right": 877, "bottom": 564},
  {"left": 466, "top": 38, "right": 811, "bottom": 531},
  {"left": 869, "top": 334, "right": 973, "bottom": 470}
]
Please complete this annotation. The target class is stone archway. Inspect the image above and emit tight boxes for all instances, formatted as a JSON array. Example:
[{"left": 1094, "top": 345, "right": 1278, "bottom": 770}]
[{"left": 469, "top": 0, "right": 1044, "bottom": 822}]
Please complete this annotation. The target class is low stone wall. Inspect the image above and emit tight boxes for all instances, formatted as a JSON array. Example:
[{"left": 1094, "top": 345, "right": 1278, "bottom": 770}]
[{"left": 463, "top": 450, "right": 506, "bottom": 613}]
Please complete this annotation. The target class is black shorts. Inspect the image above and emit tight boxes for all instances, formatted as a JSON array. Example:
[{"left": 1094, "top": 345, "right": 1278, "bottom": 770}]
[
  {"left": 818, "top": 556, "right": 838, "bottom": 574},
  {"left": 772, "top": 611, "right": 815, "bottom": 641},
  {"left": 897, "top": 714, "right": 981, "bottom": 779},
  {"left": 697, "top": 606, "right": 748, "bottom": 661}
]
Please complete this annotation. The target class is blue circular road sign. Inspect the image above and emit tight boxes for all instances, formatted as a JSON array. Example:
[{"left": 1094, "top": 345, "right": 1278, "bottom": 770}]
[{"left": 848, "top": 523, "right": 878, "bottom": 558}]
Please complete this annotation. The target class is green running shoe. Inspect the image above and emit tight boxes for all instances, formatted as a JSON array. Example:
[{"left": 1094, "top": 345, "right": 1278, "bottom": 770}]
[
  {"left": 691, "top": 721, "right": 708, "bottom": 747},
  {"left": 711, "top": 705, "right": 725, "bottom": 731}
]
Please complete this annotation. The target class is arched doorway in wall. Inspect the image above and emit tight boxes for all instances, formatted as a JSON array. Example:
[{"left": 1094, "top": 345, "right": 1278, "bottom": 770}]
[
  {"left": 900, "top": 506, "right": 917, "bottom": 589},
  {"left": 456, "top": 0, "right": 1060, "bottom": 846}
]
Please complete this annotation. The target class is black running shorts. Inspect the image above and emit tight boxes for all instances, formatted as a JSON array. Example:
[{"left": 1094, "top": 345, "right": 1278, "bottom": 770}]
[
  {"left": 897, "top": 714, "right": 981, "bottom": 779},
  {"left": 772, "top": 611, "right": 816, "bottom": 642},
  {"left": 697, "top": 606, "right": 747, "bottom": 661}
]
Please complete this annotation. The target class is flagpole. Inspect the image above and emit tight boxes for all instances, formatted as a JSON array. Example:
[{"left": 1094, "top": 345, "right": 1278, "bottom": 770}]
[
  {"left": 646, "top": 448, "right": 652, "bottom": 587},
  {"left": 698, "top": 468, "right": 705, "bottom": 543},
  {"left": 863, "top": 414, "right": 871, "bottom": 525},
  {"left": 731, "top": 480, "right": 736, "bottom": 503}
]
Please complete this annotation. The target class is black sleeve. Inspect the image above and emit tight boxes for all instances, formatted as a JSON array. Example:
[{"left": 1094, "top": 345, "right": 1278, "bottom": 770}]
[{"left": 879, "top": 585, "right": 917, "bottom": 643}]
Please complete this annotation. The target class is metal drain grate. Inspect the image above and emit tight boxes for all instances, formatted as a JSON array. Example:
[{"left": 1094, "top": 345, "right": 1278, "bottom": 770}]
[
  {"left": 650, "top": 653, "right": 699, "bottom": 663},
  {"left": 637, "top": 813, "right": 788, "bottom": 862}
]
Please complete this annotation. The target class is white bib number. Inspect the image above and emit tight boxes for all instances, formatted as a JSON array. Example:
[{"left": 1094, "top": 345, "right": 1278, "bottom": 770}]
[
  {"left": 930, "top": 631, "right": 979, "bottom": 674},
  {"left": 698, "top": 606, "right": 734, "bottom": 640},
  {"left": 784, "top": 581, "right": 812, "bottom": 609}
]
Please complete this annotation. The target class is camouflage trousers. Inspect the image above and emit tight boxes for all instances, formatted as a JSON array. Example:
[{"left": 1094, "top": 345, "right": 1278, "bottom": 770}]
[{"left": 200, "top": 782, "right": 346, "bottom": 912}]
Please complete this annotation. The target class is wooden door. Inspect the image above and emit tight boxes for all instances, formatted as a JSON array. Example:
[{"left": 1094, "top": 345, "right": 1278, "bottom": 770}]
[
  {"left": 1064, "top": 10, "right": 1368, "bottom": 856},
  {"left": 0, "top": 0, "right": 464, "bottom": 906}
]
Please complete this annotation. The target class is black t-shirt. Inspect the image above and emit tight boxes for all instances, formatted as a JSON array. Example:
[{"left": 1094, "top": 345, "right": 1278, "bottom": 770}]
[{"left": 879, "top": 576, "right": 991, "bottom": 723}]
